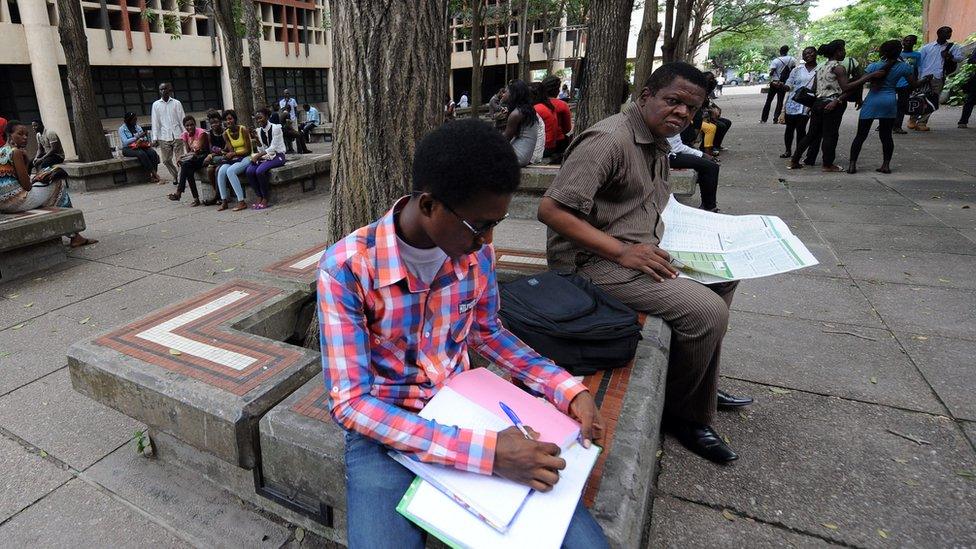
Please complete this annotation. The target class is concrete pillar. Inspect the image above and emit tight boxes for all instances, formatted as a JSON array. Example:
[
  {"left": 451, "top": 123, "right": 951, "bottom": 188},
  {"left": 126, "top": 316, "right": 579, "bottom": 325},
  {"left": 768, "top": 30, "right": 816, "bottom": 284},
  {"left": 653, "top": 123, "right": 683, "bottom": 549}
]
[
  {"left": 217, "top": 31, "right": 235, "bottom": 109},
  {"left": 20, "top": 0, "right": 76, "bottom": 158},
  {"left": 551, "top": 13, "right": 568, "bottom": 74}
]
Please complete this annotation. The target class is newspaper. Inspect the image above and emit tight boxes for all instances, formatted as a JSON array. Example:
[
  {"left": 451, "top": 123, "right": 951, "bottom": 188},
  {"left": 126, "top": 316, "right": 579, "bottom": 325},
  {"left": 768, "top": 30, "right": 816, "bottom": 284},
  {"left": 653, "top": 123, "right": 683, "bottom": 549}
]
[{"left": 659, "top": 197, "right": 818, "bottom": 283}]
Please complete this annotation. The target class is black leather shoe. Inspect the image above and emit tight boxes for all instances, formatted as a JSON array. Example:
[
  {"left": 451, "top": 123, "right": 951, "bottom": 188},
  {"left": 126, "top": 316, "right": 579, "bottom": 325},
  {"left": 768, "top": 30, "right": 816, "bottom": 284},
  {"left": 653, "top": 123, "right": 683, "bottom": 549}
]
[
  {"left": 663, "top": 419, "right": 739, "bottom": 464},
  {"left": 717, "top": 390, "right": 753, "bottom": 409}
]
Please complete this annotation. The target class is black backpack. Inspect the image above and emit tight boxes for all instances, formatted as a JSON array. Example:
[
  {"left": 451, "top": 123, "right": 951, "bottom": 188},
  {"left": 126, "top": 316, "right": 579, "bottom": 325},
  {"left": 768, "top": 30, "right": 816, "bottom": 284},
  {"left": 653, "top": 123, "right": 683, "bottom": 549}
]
[
  {"left": 943, "top": 43, "right": 958, "bottom": 76},
  {"left": 499, "top": 271, "right": 642, "bottom": 376}
]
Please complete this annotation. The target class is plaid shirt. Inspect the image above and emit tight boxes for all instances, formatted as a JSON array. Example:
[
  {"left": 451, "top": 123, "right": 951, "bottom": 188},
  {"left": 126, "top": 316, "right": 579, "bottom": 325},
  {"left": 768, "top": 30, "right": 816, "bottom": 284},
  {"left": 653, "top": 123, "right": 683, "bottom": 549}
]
[{"left": 318, "top": 198, "right": 585, "bottom": 475}]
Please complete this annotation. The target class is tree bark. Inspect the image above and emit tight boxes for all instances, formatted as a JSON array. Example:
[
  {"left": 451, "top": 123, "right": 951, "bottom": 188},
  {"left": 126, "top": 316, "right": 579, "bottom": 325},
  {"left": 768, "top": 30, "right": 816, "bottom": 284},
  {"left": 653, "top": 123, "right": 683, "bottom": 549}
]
[
  {"left": 661, "top": 0, "right": 692, "bottom": 62},
  {"left": 55, "top": 0, "right": 111, "bottom": 162},
  {"left": 516, "top": 0, "right": 531, "bottom": 81},
  {"left": 632, "top": 0, "right": 661, "bottom": 100},
  {"left": 212, "top": 0, "right": 253, "bottom": 123},
  {"left": 242, "top": 0, "right": 267, "bottom": 110},
  {"left": 469, "top": 0, "right": 484, "bottom": 115},
  {"left": 574, "top": 0, "right": 634, "bottom": 133},
  {"left": 328, "top": 0, "right": 450, "bottom": 240}
]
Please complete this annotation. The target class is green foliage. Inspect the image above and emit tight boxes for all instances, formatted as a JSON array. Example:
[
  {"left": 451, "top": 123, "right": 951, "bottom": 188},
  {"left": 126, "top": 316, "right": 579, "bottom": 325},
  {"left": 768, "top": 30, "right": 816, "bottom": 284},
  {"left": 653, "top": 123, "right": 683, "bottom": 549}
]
[
  {"left": 708, "top": 0, "right": 810, "bottom": 69},
  {"left": 803, "top": 0, "right": 921, "bottom": 66},
  {"left": 945, "top": 33, "right": 976, "bottom": 106},
  {"left": 737, "top": 48, "right": 768, "bottom": 77}
]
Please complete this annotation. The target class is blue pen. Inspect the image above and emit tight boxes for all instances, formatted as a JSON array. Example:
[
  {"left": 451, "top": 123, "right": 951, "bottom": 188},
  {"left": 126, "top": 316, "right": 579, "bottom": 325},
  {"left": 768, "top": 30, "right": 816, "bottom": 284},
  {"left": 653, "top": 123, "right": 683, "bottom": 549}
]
[{"left": 498, "top": 401, "right": 533, "bottom": 440}]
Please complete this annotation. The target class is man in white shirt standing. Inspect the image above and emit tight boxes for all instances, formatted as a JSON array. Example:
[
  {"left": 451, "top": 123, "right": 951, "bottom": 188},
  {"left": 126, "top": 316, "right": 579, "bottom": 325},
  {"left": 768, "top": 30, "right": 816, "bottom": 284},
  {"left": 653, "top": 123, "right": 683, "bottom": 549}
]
[
  {"left": 150, "top": 82, "right": 186, "bottom": 183},
  {"left": 912, "top": 26, "right": 964, "bottom": 131},
  {"left": 762, "top": 46, "right": 796, "bottom": 124},
  {"left": 278, "top": 89, "right": 299, "bottom": 121},
  {"left": 458, "top": 92, "right": 470, "bottom": 109},
  {"left": 667, "top": 134, "right": 721, "bottom": 212}
]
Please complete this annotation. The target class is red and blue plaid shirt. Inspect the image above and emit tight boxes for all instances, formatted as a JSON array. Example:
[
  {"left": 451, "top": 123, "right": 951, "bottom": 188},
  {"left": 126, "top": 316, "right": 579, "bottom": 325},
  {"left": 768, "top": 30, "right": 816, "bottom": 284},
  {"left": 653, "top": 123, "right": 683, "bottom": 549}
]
[{"left": 318, "top": 198, "right": 585, "bottom": 475}]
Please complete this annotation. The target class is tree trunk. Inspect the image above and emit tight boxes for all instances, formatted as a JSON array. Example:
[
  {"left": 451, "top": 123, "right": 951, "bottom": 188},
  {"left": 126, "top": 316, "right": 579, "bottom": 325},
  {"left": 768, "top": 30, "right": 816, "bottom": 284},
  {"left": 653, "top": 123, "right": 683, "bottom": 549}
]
[
  {"left": 632, "top": 0, "right": 661, "bottom": 100},
  {"left": 242, "top": 0, "right": 267, "bottom": 110},
  {"left": 212, "top": 0, "right": 253, "bottom": 123},
  {"left": 516, "top": 0, "right": 531, "bottom": 81},
  {"left": 55, "top": 0, "right": 111, "bottom": 162},
  {"left": 328, "top": 0, "right": 450, "bottom": 240},
  {"left": 574, "top": 0, "right": 634, "bottom": 133},
  {"left": 661, "top": 0, "right": 691, "bottom": 63},
  {"left": 469, "top": 0, "right": 483, "bottom": 116}
]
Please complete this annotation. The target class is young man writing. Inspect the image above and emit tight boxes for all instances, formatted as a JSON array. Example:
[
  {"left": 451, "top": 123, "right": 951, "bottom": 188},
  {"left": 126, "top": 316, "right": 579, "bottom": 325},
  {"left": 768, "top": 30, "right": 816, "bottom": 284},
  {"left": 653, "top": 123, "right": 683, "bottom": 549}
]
[
  {"left": 538, "top": 63, "right": 752, "bottom": 465},
  {"left": 318, "top": 119, "right": 607, "bottom": 548}
]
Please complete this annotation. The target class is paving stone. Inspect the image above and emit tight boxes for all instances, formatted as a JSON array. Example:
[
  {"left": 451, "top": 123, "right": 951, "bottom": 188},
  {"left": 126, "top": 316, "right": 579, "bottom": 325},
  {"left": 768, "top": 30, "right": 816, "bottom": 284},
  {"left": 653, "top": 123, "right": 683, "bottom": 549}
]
[
  {"left": 0, "top": 313, "right": 102, "bottom": 396},
  {"left": 649, "top": 496, "right": 838, "bottom": 548},
  {"left": 860, "top": 282, "right": 976, "bottom": 340},
  {"left": 837, "top": 249, "right": 976, "bottom": 290},
  {"left": 657, "top": 379, "right": 976, "bottom": 549},
  {"left": 0, "top": 261, "right": 146, "bottom": 329},
  {"left": 711, "top": 188, "right": 803, "bottom": 219},
  {"left": 911, "top": 198, "right": 976, "bottom": 229},
  {"left": 99, "top": 236, "right": 227, "bottom": 273},
  {"left": 161, "top": 245, "right": 283, "bottom": 284},
  {"left": 0, "top": 370, "right": 142, "bottom": 470},
  {"left": 0, "top": 435, "right": 73, "bottom": 522},
  {"left": 882, "top": 178, "right": 976, "bottom": 193},
  {"left": 492, "top": 217, "right": 549, "bottom": 252},
  {"left": 792, "top": 187, "right": 915, "bottom": 207},
  {"left": 800, "top": 203, "right": 945, "bottom": 227},
  {"left": 55, "top": 274, "right": 214, "bottom": 329},
  {"left": 724, "top": 312, "right": 944, "bottom": 414},
  {"left": 0, "top": 479, "right": 189, "bottom": 547},
  {"left": 813, "top": 221, "right": 976, "bottom": 254},
  {"left": 84, "top": 442, "right": 291, "bottom": 548},
  {"left": 963, "top": 421, "right": 976, "bottom": 448},
  {"left": 176, "top": 218, "right": 285, "bottom": 247},
  {"left": 778, "top": 220, "right": 846, "bottom": 279},
  {"left": 898, "top": 334, "right": 976, "bottom": 422},
  {"left": 66, "top": 231, "right": 155, "bottom": 261},
  {"left": 731, "top": 274, "right": 883, "bottom": 328},
  {"left": 244, "top": 217, "right": 330, "bottom": 254}
]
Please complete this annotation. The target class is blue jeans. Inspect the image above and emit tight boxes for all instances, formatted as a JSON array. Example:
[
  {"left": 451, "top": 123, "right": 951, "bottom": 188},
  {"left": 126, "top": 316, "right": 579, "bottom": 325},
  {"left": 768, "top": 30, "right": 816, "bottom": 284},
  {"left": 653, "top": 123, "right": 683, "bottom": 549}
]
[
  {"left": 217, "top": 157, "right": 249, "bottom": 201},
  {"left": 343, "top": 431, "right": 608, "bottom": 549}
]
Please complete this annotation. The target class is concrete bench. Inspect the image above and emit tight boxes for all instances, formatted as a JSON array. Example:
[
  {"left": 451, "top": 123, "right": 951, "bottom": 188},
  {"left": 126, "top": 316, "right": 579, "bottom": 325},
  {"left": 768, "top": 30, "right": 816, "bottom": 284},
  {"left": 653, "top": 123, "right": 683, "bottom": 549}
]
[
  {"left": 0, "top": 207, "right": 86, "bottom": 282},
  {"left": 61, "top": 157, "right": 152, "bottom": 192},
  {"left": 192, "top": 153, "right": 331, "bottom": 205},
  {"left": 67, "top": 246, "right": 669, "bottom": 547},
  {"left": 308, "top": 123, "right": 334, "bottom": 143}
]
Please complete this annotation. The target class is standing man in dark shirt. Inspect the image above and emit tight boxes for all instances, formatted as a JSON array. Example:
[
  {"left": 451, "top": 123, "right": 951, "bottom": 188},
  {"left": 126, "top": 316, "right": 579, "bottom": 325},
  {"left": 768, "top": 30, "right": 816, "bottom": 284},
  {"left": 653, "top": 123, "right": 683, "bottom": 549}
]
[{"left": 537, "top": 63, "right": 752, "bottom": 465}]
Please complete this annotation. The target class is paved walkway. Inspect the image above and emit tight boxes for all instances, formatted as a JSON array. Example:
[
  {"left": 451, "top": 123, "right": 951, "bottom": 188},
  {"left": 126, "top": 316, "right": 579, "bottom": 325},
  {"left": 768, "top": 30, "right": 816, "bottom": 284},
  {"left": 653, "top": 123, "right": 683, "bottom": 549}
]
[{"left": 0, "top": 96, "right": 974, "bottom": 547}]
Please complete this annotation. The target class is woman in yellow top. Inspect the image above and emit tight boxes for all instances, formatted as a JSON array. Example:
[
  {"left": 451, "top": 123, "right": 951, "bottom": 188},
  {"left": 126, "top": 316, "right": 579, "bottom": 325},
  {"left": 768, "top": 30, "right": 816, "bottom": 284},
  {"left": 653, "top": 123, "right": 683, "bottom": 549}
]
[{"left": 215, "top": 109, "right": 252, "bottom": 212}]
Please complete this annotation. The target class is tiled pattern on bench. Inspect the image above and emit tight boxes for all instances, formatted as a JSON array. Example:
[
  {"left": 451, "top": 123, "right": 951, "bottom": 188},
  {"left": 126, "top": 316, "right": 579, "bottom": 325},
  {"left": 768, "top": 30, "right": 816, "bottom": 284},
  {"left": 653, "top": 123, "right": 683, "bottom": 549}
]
[
  {"left": 262, "top": 243, "right": 328, "bottom": 282},
  {"left": 494, "top": 247, "right": 548, "bottom": 275},
  {"left": 291, "top": 382, "right": 331, "bottom": 422},
  {"left": 95, "top": 280, "right": 306, "bottom": 396}
]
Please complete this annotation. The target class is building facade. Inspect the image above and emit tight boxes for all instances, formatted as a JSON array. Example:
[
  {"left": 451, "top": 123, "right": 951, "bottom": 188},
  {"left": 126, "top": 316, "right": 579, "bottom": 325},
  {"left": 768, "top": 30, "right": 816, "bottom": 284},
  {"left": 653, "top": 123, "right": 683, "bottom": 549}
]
[{"left": 2, "top": 1, "right": 706, "bottom": 158}]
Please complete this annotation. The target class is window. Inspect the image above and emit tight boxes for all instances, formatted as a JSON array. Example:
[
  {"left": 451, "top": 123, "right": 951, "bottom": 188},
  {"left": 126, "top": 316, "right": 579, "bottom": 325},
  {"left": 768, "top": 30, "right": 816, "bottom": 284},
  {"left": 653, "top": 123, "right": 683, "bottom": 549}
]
[
  {"left": 262, "top": 68, "right": 329, "bottom": 104},
  {"left": 60, "top": 66, "right": 223, "bottom": 119}
]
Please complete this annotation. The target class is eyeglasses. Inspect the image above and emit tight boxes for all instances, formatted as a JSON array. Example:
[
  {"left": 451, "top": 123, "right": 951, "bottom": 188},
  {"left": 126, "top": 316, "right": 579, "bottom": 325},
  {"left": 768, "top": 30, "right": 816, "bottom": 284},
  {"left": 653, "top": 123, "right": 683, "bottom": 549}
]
[{"left": 423, "top": 194, "right": 507, "bottom": 238}]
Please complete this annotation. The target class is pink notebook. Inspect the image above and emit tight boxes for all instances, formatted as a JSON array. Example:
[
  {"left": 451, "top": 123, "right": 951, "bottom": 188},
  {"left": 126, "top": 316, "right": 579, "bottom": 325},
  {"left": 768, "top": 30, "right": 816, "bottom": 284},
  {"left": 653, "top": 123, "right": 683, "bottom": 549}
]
[{"left": 446, "top": 367, "right": 580, "bottom": 448}]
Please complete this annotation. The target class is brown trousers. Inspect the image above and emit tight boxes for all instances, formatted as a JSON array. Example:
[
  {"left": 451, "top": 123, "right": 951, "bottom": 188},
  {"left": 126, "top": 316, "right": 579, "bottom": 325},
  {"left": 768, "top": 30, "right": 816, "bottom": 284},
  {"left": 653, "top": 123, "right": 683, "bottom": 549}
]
[{"left": 580, "top": 260, "right": 738, "bottom": 425}]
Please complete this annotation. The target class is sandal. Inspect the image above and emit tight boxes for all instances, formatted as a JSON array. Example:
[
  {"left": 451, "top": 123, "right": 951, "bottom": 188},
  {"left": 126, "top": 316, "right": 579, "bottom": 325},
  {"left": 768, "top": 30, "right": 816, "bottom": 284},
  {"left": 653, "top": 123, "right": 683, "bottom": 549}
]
[
  {"left": 168, "top": 193, "right": 180, "bottom": 201},
  {"left": 233, "top": 201, "right": 248, "bottom": 211},
  {"left": 190, "top": 199, "right": 201, "bottom": 207},
  {"left": 69, "top": 236, "right": 99, "bottom": 248},
  {"left": 216, "top": 200, "right": 228, "bottom": 212}
]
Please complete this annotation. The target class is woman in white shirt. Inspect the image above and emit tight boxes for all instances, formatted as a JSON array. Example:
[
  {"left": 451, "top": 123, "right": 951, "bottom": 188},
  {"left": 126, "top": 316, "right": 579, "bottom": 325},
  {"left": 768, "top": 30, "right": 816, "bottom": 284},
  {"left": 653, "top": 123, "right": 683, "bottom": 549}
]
[
  {"left": 780, "top": 46, "right": 818, "bottom": 158},
  {"left": 245, "top": 108, "right": 287, "bottom": 210}
]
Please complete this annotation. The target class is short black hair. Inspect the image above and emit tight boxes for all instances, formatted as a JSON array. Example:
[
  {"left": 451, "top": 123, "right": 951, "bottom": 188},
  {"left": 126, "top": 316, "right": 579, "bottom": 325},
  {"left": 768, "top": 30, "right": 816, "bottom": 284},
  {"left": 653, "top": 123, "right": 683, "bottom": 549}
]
[
  {"left": 5, "top": 119, "right": 24, "bottom": 140},
  {"left": 779, "top": 45, "right": 790, "bottom": 55},
  {"left": 182, "top": 115, "right": 196, "bottom": 125},
  {"left": 879, "top": 39, "right": 902, "bottom": 60},
  {"left": 222, "top": 109, "right": 238, "bottom": 123},
  {"left": 643, "top": 62, "right": 708, "bottom": 95},
  {"left": 412, "top": 119, "right": 520, "bottom": 208},
  {"left": 303, "top": 104, "right": 311, "bottom": 110}
]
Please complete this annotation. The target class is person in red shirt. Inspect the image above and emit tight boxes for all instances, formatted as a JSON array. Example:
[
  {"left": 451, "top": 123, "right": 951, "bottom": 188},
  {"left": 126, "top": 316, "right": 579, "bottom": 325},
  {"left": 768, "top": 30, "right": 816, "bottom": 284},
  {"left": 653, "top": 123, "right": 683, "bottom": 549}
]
[
  {"left": 541, "top": 76, "right": 573, "bottom": 162},
  {"left": 531, "top": 82, "right": 559, "bottom": 152},
  {"left": 0, "top": 117, "right": 7, "bottom": 147}
]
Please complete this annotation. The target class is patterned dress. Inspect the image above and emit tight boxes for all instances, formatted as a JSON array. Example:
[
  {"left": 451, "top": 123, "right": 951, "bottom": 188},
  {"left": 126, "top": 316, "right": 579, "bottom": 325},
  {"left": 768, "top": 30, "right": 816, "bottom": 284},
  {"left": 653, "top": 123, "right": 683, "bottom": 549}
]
[{"left": 0, "top": 145, "right": 71, "bottom": 213}]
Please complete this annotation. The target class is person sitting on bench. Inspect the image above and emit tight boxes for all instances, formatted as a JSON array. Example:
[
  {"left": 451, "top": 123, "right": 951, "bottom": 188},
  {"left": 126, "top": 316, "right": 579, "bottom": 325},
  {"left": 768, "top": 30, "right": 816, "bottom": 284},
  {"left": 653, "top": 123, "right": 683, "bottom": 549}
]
[
  {"left": 667, "top": 133, "right": 721, "bottom": 212},
  {"left": 537, "top": 62, "right": 753, "bottom": 466},
  {"left": 318, "top": 119, "right": 608, "bottom": 548}
]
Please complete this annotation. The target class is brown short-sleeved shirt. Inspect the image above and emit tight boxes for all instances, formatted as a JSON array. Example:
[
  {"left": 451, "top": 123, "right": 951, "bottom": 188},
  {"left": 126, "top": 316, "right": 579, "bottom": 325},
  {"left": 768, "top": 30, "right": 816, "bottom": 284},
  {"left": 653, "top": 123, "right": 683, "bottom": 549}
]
[{"left": 544, "top": 104, "right": 672, "bottom": 273}]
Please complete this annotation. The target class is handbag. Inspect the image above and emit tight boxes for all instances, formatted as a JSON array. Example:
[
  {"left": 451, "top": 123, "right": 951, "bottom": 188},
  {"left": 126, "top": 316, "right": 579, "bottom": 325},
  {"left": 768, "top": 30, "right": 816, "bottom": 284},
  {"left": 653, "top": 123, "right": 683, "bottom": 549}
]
[
  {"left": 905, "top": 88, "right": 939, "bottom": 116},
  {"left": 793, "top": 86, "right": 817, "bottom": 107}
]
